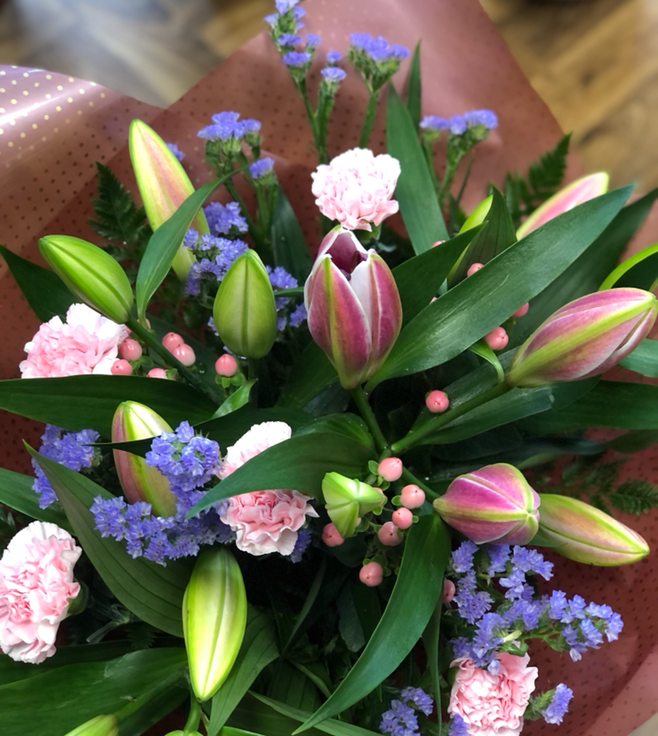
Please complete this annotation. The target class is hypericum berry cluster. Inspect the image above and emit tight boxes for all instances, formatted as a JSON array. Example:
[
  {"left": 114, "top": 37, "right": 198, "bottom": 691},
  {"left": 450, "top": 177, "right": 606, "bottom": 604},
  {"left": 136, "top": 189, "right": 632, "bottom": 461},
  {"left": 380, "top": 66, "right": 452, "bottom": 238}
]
[{"left": 379, "top": 687, "right": 434, "bottom": 736}]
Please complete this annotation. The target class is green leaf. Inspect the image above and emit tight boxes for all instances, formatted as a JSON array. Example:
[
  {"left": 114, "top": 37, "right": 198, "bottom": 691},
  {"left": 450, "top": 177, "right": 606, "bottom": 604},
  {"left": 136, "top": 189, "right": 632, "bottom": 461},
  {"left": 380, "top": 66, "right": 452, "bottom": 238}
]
[
  {"left": 267, "top": 661, "right": 320, "bottom": 714},
  {"left": 208, "top": 608, "right": 280, "bottom": 736},
  {"left": 405, "top": 41, "right": 422, "bottom": 129},
  {"left": 271, "top": 187, "right": 313, "bottom": 283},
  {"left": 295, "top": 514, "right": 450, "bottom": 733},
  {"left": 514, "top": 189, "right": 658, "bottom": 343},
  {"left": 600, "top": 241, "right": 658, "bottom": 291},
  {"left": 468, "top": 340, "right": 504, "bottom": 383},
  {"left": 369, "top": 186, "right": 632, "bottom": 387},
  {"left": 609, "top": 480, "right": 658, "bottom": 515},
  {"left": 0, "top": 648, "right": 186, "bottom": 736},
  {"left": 227, "top": 693, "right": 324, "bottom": 736},
  {"left": 422, "top": 603, "right": 442, "bottom": 727},
  {"left": 0, "top": 244, "right": 75, "bottom": 322},
  {"left": 0, "top": 467, "right": 71, "bottom": 531},
  {"left": 283, "top": 558, "right": 326, "bottom": 656},
  {"left": 28, "top": 449, "right": 190, "bottom": 636},
  {"left": 386, "top": 84, "right": 448, "bottom": 252},
  {"left": 519, "top": 381, "right": 658, "bottom": 433},
  {"left": 277, "top": 342, "right": 338, "bottom": 410},
  {"left": 135, "top": 175, "right": 230, "bottom": 320},
  {"left": 120, "top": 681, "right": 188, "bottom": 736},
  {"left": 619, "top": 339, "right": 658, "bottom": 377},
  {"left": 0, "top": 375, "right": 215, "bottom": 437},
  {"left": 392, "top": 225, "right": 484, "bottom": 326},
  {"left": 212, "top": 381, "right": 257, "bottom": 419},
  {"left": 190, "top": 419, "right": 377, "bottom": 515}
]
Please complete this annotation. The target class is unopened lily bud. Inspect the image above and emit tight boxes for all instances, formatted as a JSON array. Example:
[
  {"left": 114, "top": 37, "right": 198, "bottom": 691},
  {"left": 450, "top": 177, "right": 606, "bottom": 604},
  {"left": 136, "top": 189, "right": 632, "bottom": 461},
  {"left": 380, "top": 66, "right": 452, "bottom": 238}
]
[
  {"left": 322, "top": 472, "right": 385, "bottom": 538},
  {"left": 507, "top": 288, "right": 658, "bottom": 388},
  {"left": 183, "top": 548, "right": 247, "bottom": 701},
  {"left": 39, "top": 235, "right": 133, "bottom": 323},
  {"left": 535, "top": 494, "right": 649, "bottom": 566},
  {"left": 433, "top": 463, "right": 540, "bottom": 544},
  {"left": 213, "top": 249, "right": 277, "bottom": 359},
  {"left": 64, "top": 715, "right": 119, "bottom": 736},
  {"left": 129, "top": 119, "right": 208, "bottom": 280},
  {"left": 112, "top": 401, "right": 177, "bottom": 517},
  {"left": 304, "top": 226, "right": 402, "bottom": 389}
]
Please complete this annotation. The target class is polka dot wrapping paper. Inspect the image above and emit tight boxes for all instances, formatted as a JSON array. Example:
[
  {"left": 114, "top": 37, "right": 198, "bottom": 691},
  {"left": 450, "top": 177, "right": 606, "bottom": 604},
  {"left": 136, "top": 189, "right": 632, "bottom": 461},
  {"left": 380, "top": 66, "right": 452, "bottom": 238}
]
[{"left": 0, "top": 1, "right": 656, "bottom": 734}]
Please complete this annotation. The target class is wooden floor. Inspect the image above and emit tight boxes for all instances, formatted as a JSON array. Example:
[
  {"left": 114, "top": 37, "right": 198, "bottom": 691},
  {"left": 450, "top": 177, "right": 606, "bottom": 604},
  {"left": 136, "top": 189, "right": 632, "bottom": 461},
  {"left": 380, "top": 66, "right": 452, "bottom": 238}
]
[{"left": 0, "top": 0, "right": 657, "bottom": 192}]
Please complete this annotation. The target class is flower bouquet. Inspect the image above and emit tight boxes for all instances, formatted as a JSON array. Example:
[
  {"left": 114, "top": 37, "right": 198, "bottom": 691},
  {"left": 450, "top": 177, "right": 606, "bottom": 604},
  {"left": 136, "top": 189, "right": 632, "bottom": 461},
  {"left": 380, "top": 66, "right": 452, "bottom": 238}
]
[{"left": 1, "top": 1, "right": 658, "bottom": 735}]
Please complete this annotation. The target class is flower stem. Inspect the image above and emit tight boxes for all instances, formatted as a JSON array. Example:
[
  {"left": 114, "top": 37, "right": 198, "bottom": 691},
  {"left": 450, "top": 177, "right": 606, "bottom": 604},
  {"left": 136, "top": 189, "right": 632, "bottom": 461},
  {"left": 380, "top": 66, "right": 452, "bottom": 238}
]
[
  {"left": 400, "top": 467, "right": 439, "bottom": 501},
  {"left": 358, "top": 90, "right": 379, "bottom": 148},
  {"left": 391, "top": 382, "right": 510, "bottom": 455},
  {"left": 127, "top": 318, "right": 221, "bottom": 407},
  {"left": 351, "top": 386, "right": 390, "bottom": 453},
  {"left": 183, "top": 696, "right": 202, "bottom": 734}
]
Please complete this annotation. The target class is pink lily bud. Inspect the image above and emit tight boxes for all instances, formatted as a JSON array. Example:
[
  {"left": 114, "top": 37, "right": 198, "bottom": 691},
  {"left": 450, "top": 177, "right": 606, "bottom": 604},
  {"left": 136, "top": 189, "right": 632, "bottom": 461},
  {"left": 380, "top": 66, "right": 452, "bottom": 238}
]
[
  {"left": 484, "top": 326, "right": 509, "bottom": 351},
  {"left": 507, "top": 288, "right": 658, "bottom": 388},
  {"left": 304, "top": 226, "right": 403, "bottom": 389},
  {"left": 433, "top": 463, "right": 540, "bottom": 544},
  {"left": 112, "top": 401, "right": 177, "bottom": 517},
  {"left": 215, "top": 353, "right": 238, "bottom": 377},
  {"left": 110, "top": 359, "right": 133, "bottom": 376},
  {"left": 536, "top": 494, "right": 649, "bottom": 566},
  {"left": 426, "top": 390, "right": 449, "bottom": 413},
  {"left": 400, "top": 484, "right": 425, "bottom": 509},
  {"left": 359, "top": 561, "right": 383, "bottom": 587},
  {"left": 378, "top": 457, "right": 403, "bottom": 482},
  {"left": 516, "top": 172, "right": 610, "bottom": 239}
]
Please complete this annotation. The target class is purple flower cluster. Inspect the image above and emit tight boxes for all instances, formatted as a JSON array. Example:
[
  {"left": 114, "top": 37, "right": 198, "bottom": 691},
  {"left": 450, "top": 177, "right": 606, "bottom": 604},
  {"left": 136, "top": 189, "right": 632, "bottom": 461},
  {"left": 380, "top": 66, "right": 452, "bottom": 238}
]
[
  {"left": 90, "top": 422, "right": 232, "bottom": 564},
  {"left": 166, "top": 142, "right": 185, "bottom": 162},
  {"left": 32, "top": 425, "right": 99, "bottom": 508},
  {"left": 184, "top": 234, "right": 248, "bottom": 296},
  {"left": 321, "top": 67, "right": 347, "bottom": 84},
  {"left": 267, "top": 265, "right": 307, "bottom": 331},
  {"left": 249, "top": 157, "right": 275, "bottom": 180},
  {"left": 447, "top": 715, "right": 470, "bottom": 736},
  {"left": 282, "top": 50, "right": 312, "bottom": 68},
  {"left": 542, "top": 683, "right": 574, "bottom": 725},
  {"left": 204, "top": 201, "right": 249, "bottom": 236},
  {"left": 198, "top": 111, "right": 261, "bottom": 142},
  {"left": 265, "top": 1, "right": 306, "bottom": 37},
  {"left": 379, "top": 687, "right": 433, "bottom": 736},
  {"left": 326, "top": 50, "right": 342, "bottom": 64},
  {"left": 290, "top": 528, "right": 312, "bottom": 563},
  {"left": 349, "top": 33, "right": 409, "bottom": 63},
  {"left": 420, "top": 109, "right": 498, "bottom": 136}
]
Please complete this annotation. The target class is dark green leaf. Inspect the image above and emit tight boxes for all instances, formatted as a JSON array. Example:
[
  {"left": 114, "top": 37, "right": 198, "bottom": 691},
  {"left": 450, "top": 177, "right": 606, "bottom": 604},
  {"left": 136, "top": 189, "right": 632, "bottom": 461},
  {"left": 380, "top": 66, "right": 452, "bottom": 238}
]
[
  {"left": 0, "top": 244, "right": 75, "bottom": 322},
  {"left": 609, "top": 480, "right": 658, "bottom": 515},
  {"left": 602, "top": 241, "right": 658, "bottom": 291},
  {"left": 0, "top": 648, "right": 186, "bottom": 736},
  {"left": 212, "top": 381, "right": 257, "bottom": 419},
  {"left": 0, "top": 375, "right": 215, "bottom": 437},
  {"left": 208, "top": 608, "right": 279, "bottom": 735},
  {"left": 405, "top": 42, "right": 422, "bottom": 129},
  {"left": 295, "top": 514, "right": 450, "bottom": 732},
  {"left": 386, "top": 85, "right": 448, "bottom": 252},
  {"left": 228, "top": 693, "right": 325, "bottom": 736},
  {"left": 468, "top": 340, "right": 504, "bottom": 382},
  {"left": 422, "top": 603, "right": 442, "bottom": 728},
  {"left": 0, "top": 467, "right": 71, "bottom": 531},
  {"left": 337, "top": 584, "right": 366, "bottom": 652},
  {"left": 267, "top": 661, "right": 320, "bottom": 714},
  {"left": 283, "top": 558, "right": 326, "bottom": 656},
  {"left": 392, "top": 226, "right": 483, "bottom": 325},
  {"left": 369, "top": 186, "right": 632, "bottom": 387},
  {"left": 28, "top": 449, "right": 190, "bottom": 636},
  {"left": 120, "top": 682, "right": 188, "bottom": 736},
  {"left": 271, "top": 187, "right": 313, "bottom": 283},
  {"left": 619, "top": 339, "right": 658, "bottom": 377},
  {"left": 277, "top": 342, "right": 338, "bottom": 410}
]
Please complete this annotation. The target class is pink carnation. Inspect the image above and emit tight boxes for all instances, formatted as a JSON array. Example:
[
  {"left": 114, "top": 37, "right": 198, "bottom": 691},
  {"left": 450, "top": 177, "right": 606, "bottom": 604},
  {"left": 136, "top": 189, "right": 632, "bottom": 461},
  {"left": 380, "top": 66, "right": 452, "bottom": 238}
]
[
  {"left": 0, "top": 521, "right": 81, "bottom": 663},
  {"left": 20, "top": 302, "right": 130, "bottom": 378},
  {"left": 311, "top": 148, "right": 401, "bottom": 231},
  {"left": 448, "top": 653, "right": 538, "bottom": 736},
  {"left": 219, "top": 422, "right": 318, "bottom": 557}
]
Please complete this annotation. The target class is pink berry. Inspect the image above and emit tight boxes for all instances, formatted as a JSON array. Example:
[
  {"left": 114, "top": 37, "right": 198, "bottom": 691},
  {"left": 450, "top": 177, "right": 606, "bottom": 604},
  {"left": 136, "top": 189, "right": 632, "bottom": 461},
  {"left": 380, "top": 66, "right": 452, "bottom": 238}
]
[
  {"left": 442, "top": 579, "right": 456, "bottom": 603},
  {"left": 111, "top": 359, "right": 132, "bottom": 376},
  {"left": 425, "top": 390, "right": 449, "bottom": 413},
  {"left": 514, "top": 302, "right": 529, "bottom": 318},
  {"left": 322, "top": 523, "right": 344, "bottom": 547},
  {"left": 392, "top": 507, "right": 414, "bottom": 530},
  {"left": 162, "top": 332, "right": 184, "bottom": 351},
  {"left": 147, "top": 368, "right": 168, "bottom": 379},
  {"left": 400, "top": 484, "right": 426, "bottom": 509},
  {"left": 467, "top": 262, "right": 484, "bottom": 276},
  {"left": 118, "top": 338, "right": 142, "bottom": 361},
  {"left": 359, "top": 561, "right": 383, "bottom": 587},
  {"left": 378, "top": 521, "right": 403, "bottom": 546},
  {"left": 215, "top": 353, "right": 238, "bottom": 377},
  {"left": 378, "top": 457, "right": 403, "bottom": 482},
  {"left": 431, "top": 240, "right": 445, "bottom": 248},
  {"left": 172, "top": 344, "right": 196, "bottom": 366},
  {"left": 484, "top": 326, "right": 509, "bottom": 351}
]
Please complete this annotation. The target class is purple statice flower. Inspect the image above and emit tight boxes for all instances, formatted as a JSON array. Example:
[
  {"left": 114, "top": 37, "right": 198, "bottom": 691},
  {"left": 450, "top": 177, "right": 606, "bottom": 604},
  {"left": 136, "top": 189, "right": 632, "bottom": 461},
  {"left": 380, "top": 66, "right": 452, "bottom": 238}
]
[
  {"left": 447, "top": 115, "right": 467, "bottom": 135},
  {"left": 464, "top": 109, "right": 498, "bottom": 130},
  {"left": 90, "top": 496, "right": 127, "bottom": 539},
  {"left": 454, "top": 571, "right": 492, "bottom": 624},
  {"left": 390, "top": 44, "right": 410, "bottom": 60},
  {"left": 290, "top": 527, "right": 312, "bottom": 563},
  {"left": 349, "top": 32, "right": 409, "bottom": 64},
  {"left": 249, "top": 157, "right": 275, "bottom": 179},
  {"left": 326, "top": 50, "right": 342, "bottom": 64},
  {"left": 289, "top": 303, "right": 307, "bottom": 328},
  {"left": 380, "top": 699, "right": 419, "bottom": 736},
  {"left": 448, "top": 714, "right": 470, "bottom": 736},
  {"left": 240, "top": 118, "right": 261, "bottom": 136},
  {"left": 198, "top": 111, "right": 241, "bottom": 141},
  {"left": 32, "top": 425, "right": 100, "bottom": 508},
  {"left": 277, "top": 33, "right": 301, "bottom": 46},
  {"left": 349, "top": 32, "right": 372, "bottom": 51},
  {"left": 486, "top": 544, "right": 510, "bottom": 575},
  {"left": 420, "top": 115, "right": 449, "bottom": 132},
  {"left": 264, "top": 12, "right": 278, "bottom": 27},
  {"left": 268, "top": 265, "right": 298, "bottom": 291},
  {"left": 542, "top": 683, "right": 573, "bottom": 725},
  {"left": 184, "top": 238, "right": 248, "bottom": 296},
  {"left": 451, "top": 540, "right": 478, "bottom": 573},
  {"left": 321, "top": 67, "right": 347, "bottom": 83},
  {"left": 275, "top": 0, "right": 298, "bottom": 12},
  {"left": 400, "top": 687, "right": 433, "bottom": 716},
  {"left": 166, "top": 142, "right": 185, "bottom": 161},
  {"left": 306, "top": 33, "right": 321, "bottom": 48},
  {"left": 204, "top": 201, "right": 249, "bottom": 236},
  {"left": 282, "top": 50, "right": 312, "bottom": 67},
  {"left": 183, "top": 229, "right": 199, "bottom": 249},
  {"left": 548, "top": 589, "right": 569, "bottom": 620},
  {"left": 562, "top": 625, "right": 589, "bottom": 661}
]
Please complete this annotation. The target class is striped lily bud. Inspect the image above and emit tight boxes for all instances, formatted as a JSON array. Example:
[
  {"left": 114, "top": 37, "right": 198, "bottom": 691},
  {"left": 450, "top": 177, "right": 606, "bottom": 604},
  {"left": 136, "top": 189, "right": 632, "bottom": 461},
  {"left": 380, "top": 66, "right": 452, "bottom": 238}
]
[
  {"left": 64, "top": 716, "right": 119, "bottom": 736},
  {"left": 322, "top": 472, "right": 385, "bottom": 538}
]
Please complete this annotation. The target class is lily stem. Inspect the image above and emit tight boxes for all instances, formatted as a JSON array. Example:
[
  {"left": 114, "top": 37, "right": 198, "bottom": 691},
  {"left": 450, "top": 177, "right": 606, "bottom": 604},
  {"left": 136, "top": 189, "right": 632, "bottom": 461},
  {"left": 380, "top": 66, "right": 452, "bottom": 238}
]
[
  {"left": 183, "top": 696, "right": 202, "bottom": 734},
  {"left": 351, "top": 386, "right": 390, "bottom": 454}
]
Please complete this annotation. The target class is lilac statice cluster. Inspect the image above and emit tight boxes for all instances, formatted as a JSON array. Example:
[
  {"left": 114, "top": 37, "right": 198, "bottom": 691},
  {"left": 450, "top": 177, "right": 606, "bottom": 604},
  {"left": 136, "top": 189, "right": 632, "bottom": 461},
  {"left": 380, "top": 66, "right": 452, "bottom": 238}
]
[
  {"left": 90, "top": 422, "right": 232, "bottom": 564},
  {"left": 379, "top": 687, "right": 433, "bottom": 736},
  {"left": 198, "top": 112, "right": 262, "bottom": 173},
  {"left": 541, "top": 683, "right": 574, "bottom": 725},
  {"left": 268, "top": 265, "right": 307, "bottom": 331},
  {"left": 183, "top": 230, "right": 248, "bottom": 297},
  {"left": 32, "top": 424, "right": 100, "bottom": 508},
  {"left": 249, "top": 157, "right": 275, "bottom": 182},
  {"left": 420, "top": 109, "right": 498, "bottom": 148},
  {"left": 204, "top": 201, "right": 249, "bottom": 237},
  {"left": 348, "top": 33, "right": 409, "bottom": 91},
  {"left": 265, "top": 0, "right": 305, "bottom": 36},
  {"left": 166, "top": 142, "right": 185, "bottom": 162},
  {"left": 447, "top": 714, "right": 470, "bottom": 736}
]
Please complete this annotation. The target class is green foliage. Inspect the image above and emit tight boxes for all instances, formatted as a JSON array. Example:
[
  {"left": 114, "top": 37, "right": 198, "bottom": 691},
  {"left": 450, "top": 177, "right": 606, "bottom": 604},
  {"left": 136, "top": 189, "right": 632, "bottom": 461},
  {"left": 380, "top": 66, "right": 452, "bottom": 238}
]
[
  {"left": 524, "top": 690, "right": 555, "bottom": 721},
  {"left": 501, "top": 134, "right": 571, "bottom": 228},
  {"left": 126, "top": 622, "right": 158, "bottom": 651}
]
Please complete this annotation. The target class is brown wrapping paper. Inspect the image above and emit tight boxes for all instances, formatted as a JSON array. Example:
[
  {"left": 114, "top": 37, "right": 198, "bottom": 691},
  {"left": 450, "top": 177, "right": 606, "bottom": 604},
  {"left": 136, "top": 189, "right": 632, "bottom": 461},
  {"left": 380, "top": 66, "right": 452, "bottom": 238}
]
[{"left": 0, "top": 1, "right": 655, "bottom": 733}]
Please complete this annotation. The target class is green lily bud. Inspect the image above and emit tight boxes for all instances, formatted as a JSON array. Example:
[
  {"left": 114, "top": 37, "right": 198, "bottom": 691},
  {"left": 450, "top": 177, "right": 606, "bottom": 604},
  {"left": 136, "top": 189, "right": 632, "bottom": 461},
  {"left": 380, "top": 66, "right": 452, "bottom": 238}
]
[
  {"left": 39, "top": 235, "right": 133, "bottom": 323},
  {"left": 183, "top": 548, "right": 247, "bottom": 701},
  {"left": 213, "top": 249, "right": 277, "bottom": 359},
  {"left": 64, "top": 715, "right": 119, "bottom": 736},
  {"left": 112, "top": 401, "right": 177, "bottom": 517},
  {"left": 129, "top": 119, "right": 208, "bottom": 280},
  {"left": 535, "top": 494, "right": 650, "bottom": 565},
  {"left": 322, "top": 472, "right": 385, "bottom": 538}
]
